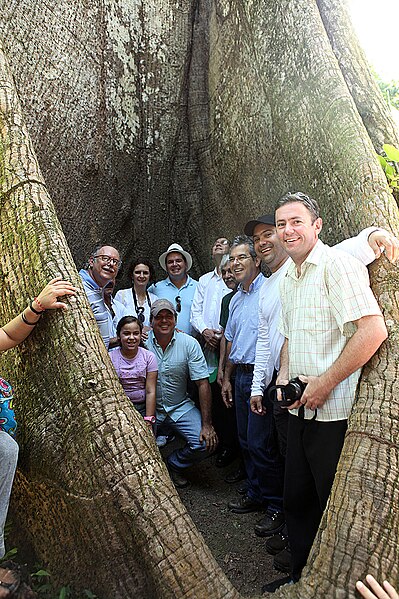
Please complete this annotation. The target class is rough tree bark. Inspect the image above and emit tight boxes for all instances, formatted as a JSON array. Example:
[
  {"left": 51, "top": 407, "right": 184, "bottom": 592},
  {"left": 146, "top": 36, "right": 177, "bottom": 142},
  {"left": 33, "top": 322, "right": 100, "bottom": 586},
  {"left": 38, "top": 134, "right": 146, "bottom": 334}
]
[
  {"left": 0, "top": 0, "right": 398, "bottom": 598},
  {"left": 0, "top": 45, "right": 239, "bottom": 599}
]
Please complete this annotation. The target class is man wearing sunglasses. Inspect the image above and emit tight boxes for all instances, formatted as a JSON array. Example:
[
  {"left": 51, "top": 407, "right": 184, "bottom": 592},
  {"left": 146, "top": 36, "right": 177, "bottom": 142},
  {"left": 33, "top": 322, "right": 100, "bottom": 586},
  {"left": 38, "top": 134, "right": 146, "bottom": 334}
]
[{"left": 79, "top": 244, "right": 127, "bottom": 349}]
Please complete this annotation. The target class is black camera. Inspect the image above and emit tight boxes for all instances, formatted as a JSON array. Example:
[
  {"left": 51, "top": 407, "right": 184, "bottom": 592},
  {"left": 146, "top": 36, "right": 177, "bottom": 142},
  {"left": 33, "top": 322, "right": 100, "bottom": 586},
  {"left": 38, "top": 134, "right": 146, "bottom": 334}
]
[{"left": 269, "top": 377, "right": 307, "bottom": 407}]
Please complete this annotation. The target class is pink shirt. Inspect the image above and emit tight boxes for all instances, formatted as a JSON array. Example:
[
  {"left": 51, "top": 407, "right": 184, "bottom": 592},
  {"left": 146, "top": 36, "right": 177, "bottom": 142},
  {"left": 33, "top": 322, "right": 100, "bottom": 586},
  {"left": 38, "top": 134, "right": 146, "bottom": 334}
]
[{"left": 110, "top": 347, "right": 158, "bottom": 404}]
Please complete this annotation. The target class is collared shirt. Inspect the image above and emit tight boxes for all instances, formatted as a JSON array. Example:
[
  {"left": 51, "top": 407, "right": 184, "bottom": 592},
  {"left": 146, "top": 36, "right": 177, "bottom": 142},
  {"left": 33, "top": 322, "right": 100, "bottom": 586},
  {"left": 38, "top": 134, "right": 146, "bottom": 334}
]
[
  {"left": 190, "top": 268, "right": 230, "bottom": 333},
  {"left": 145, "top": 330, "right": 208, "bottom": 422},
  {"left": 149, "top": 275, "right": 198, "bottom": 335},
  {"left": 79, "top": 269, "right": 127, "bottom": 348},
  {"left": 114, "top": 288, "right": 158, "bottom": 326},
  {"left": 224, "top": 272, "right": 265, "bottom": 364},
  {"left": 251, "top": 227, "right": 379, "bottom": 397},
  {"left": 279, "top": 239, "right": 382, "bottom": 422}
]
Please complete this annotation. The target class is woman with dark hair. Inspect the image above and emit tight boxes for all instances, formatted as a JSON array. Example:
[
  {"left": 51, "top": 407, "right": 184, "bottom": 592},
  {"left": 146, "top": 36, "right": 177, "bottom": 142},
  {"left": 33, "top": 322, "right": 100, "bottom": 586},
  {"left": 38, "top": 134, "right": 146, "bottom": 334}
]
[
  {"left": 115, "top": 259, "right": 157, "bottom": 331},
  {"left": 109, "top": 316, "right": 157, "bottom": 431}
]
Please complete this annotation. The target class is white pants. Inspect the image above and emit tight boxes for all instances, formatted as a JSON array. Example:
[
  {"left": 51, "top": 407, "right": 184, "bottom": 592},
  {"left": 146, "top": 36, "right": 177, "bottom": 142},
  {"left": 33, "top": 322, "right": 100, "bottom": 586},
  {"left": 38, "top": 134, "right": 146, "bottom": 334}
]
[{"left": 0, "top": 432, "right": 18, "bottom": 557}]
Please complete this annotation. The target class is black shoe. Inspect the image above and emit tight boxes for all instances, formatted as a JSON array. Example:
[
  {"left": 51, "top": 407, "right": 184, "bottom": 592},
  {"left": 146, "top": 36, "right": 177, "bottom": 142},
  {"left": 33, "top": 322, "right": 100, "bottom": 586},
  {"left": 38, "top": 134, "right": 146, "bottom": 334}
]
[
  {"left": 237, "top": 480, "right": 249, "bottom": 495},
  {"left": 224, "top": 467, "right": 247, "bottom": 484},
  {"left": 261, "top": 576, "right": 293, "bottom": 593},
  {"left": 216, "top": 448, "right": 237, "bottom": 468},
  {"left": 273, "top": 548, "right": 292, "bottom": 574},
  {"left": 228, "top": 495, "right": 263, "bottom": 514},
  {"left": 167, "top": 463, "right": 189, "bottom": 489},
  {"left": 254, "top": 509, "right": 285, "bottom": 537},
  {"left": 265, "top": 531, "right": 289, "bottom": 555}
]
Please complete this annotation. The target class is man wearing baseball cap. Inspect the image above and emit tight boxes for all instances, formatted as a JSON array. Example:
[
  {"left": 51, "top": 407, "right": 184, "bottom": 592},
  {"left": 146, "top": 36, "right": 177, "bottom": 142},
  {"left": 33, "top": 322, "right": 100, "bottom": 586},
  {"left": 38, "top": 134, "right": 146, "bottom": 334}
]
[
  {"left": 148, "top": 243, "right": 197, "bottom": 335},
  {"left": 146, "top": 299, "right": 218, "bottom": 488}
]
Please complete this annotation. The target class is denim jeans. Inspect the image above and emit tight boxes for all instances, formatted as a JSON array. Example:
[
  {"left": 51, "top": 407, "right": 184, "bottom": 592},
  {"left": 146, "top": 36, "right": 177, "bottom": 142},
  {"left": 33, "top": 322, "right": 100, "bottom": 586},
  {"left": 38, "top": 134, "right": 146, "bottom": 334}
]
[
  {"left": 234, "top": 366, "right": 284, "bottom": 511},
  {"left": 163, "top": 407, "right": 208, "bottom": 470}
]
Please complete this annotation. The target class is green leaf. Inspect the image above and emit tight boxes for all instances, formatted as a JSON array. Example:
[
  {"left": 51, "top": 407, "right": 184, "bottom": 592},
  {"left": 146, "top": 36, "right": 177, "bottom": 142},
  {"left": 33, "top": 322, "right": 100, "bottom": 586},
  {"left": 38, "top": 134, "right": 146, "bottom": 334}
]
[
  {"left": 377, "top": 154, "right": 387, "bottom": 168},
  {"left": 383, "top": 144, "right": 399, "bottom": 162},
  {"left": 31, "top": 568, "right": 51, "bottom": 577},
  {"left": 385, "top": 164, "right": 396, "bottom": 177},
  {"left": 83, "top": 591, "right": 98, "bottom": 599},
  {"left": 1, "top": 547, "right": 18, "bottom": 561}
]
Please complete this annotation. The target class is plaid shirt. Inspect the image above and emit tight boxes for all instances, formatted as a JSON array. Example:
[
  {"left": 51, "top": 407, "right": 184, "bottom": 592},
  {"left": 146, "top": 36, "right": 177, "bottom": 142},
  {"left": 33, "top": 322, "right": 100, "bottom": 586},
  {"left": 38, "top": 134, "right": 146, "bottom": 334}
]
[{"left": 279, "top": 240, "right": 382, "bottom": 421}]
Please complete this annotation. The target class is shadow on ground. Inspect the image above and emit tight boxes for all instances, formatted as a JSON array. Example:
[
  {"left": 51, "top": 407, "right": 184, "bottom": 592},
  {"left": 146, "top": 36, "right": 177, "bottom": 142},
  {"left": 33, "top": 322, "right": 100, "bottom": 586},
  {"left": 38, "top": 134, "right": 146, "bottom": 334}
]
[{"left": 161, "top": 441, "right": 284, "bottom": 597}]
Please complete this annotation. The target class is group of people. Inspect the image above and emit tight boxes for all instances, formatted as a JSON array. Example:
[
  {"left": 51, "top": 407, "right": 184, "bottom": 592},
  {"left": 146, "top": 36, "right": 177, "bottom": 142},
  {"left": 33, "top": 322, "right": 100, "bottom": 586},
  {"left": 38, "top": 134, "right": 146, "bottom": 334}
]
[
  {"left": 77, "top": 191, "right": 398, "bottom": 594},
  {"left": 1, "top": 190, "right": 397, "bottom": 595}
]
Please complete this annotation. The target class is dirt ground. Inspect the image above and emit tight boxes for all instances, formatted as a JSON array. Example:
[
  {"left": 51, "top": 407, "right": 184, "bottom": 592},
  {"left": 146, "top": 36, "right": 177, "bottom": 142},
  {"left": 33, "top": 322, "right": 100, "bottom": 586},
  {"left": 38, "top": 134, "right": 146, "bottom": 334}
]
[{"left": 161, "top": 442, "right": 283, "bottom": 598}]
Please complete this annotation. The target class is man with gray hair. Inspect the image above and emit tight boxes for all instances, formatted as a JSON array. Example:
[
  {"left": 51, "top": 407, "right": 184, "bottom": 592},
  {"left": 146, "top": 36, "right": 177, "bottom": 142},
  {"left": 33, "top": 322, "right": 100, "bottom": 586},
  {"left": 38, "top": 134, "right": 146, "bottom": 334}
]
[
  {"left": 79, "top": 244, "right": 127, "bottom": 348},
  {"left": 222, "top": 235, "right": 285, "bottom": 535}
]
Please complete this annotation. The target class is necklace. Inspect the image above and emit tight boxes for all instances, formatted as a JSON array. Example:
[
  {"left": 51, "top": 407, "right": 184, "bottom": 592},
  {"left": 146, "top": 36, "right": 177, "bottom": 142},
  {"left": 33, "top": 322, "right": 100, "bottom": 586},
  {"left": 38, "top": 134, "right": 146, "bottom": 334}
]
[{"left": 132, "top": 287, "right": 151, "bottom": 324}]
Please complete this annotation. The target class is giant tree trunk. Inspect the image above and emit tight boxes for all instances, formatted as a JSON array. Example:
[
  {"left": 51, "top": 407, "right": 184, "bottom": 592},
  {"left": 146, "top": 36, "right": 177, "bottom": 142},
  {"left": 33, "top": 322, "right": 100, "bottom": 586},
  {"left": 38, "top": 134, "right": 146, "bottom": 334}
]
[
  {"left": 0, "top": 45, "right": 239, "bottom": 599},
  {"left": 0, "top": 1, "right": 399, "bottom": 598}
]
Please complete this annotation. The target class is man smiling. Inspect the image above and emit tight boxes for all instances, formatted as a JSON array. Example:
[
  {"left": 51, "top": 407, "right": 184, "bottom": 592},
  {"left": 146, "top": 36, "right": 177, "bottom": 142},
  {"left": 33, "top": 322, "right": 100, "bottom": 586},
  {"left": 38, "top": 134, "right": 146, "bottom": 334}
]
[
  {"left": 79, "top": 244, "right": 126, "bottom": 348},
  {"left": 222, "top": 235, "right": 284, "bottom": 527}
]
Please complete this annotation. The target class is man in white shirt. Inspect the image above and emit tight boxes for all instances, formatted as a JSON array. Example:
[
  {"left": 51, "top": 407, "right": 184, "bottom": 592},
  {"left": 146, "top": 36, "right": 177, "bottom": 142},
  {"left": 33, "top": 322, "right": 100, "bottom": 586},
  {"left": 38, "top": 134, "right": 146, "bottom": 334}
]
[
  {"left": 272, "top": 192, "right": 388, "bottom": 588},
  {"left": 190, "top": 237, "right": 239, "bottom": 467}
]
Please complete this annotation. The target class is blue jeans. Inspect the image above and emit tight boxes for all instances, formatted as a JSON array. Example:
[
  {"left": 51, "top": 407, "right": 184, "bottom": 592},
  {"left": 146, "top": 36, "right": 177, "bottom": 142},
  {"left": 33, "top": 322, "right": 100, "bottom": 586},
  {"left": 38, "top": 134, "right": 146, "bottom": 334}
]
[
  {"left": 163, "top": 407, "right": 208, "bottom": 470},
  {"left": 234, "top": 366, "right": 284, "bottom": 511}
]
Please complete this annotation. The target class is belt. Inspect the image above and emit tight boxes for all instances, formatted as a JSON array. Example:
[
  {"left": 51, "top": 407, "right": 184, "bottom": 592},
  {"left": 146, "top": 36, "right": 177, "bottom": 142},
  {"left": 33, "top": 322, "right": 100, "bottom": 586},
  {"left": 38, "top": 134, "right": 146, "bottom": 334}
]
[{"left": 237, "top": 363, "right": 254, "bottom": 372}]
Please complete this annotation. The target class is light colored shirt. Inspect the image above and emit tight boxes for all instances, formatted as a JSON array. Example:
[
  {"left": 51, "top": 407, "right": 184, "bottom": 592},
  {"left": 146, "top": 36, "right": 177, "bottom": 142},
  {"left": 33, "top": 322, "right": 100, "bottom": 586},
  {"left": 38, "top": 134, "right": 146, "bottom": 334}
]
[
  {"left": 145, "top": 330, "right": 208, "bottom": 422},
  {"left": 148, "top": 275, "right": 198, "bottom": 335},
  {"left": 251, "top": 227, "right": 379, "bottom": 397},
  {"left": 79, "top": 269, "right": 128, "bottom": 348},
  {"left": 114, "top": 288, "right": 157, "bottom": 326},
  {"left": 110, "top": 347, "right": 158, "bottom": 403},
  {"left": 190, "top": 268, "right": 230, "bottom": 333},
  {"left": 224, "top": 272, "right": 265, "bottom": 365},
  {"left": 279, "top": 239, "right": 382, "bottom": 421}
]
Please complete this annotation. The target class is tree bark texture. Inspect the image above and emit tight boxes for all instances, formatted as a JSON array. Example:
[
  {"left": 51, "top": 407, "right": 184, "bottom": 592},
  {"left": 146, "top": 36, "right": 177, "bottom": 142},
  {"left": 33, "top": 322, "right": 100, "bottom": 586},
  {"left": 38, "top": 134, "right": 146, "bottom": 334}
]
[
  {"left": 1, "top": 1, "right": 399, "bottom": 598},
  {"left": 0, "top": 45, "right": 239, "bottom": 599}
]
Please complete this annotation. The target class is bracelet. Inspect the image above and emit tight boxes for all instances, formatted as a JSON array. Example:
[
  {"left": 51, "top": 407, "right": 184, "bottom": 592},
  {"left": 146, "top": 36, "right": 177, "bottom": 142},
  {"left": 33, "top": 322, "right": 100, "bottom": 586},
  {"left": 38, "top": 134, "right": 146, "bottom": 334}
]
[
  {"left": 21, "top": 311, "right": 38, "bottom": 326},
  {"left": 30, "top": 300, "right": 44, "bottom": 315},
  {"left": 33, "top": 297, "right": 46, "bottom": 312}
]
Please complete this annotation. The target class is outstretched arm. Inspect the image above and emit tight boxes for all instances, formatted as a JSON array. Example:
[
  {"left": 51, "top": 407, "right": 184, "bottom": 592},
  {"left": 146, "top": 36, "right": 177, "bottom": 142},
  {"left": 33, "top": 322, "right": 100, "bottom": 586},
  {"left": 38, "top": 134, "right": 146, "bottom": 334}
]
[{"left": 0, "top": 277, "right": 77, "bottom": 352}]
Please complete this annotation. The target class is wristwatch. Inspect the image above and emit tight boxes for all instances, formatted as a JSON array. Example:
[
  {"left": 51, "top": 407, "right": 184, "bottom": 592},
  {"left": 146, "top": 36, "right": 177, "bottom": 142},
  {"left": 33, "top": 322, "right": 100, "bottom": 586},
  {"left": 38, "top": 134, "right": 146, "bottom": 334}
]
[{"left": 144, "top": 415, "right": 156, "bottom": 424}]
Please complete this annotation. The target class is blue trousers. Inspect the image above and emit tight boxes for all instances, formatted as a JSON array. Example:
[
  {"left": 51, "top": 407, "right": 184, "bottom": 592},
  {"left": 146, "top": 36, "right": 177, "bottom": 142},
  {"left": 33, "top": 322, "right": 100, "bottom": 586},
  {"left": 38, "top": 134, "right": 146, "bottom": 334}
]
[
  {"left": 163, "top": 407, "right": 208, "bottom": 470},
  {"left": 234, "top": 367, "right": 284, "bottom": 511}
]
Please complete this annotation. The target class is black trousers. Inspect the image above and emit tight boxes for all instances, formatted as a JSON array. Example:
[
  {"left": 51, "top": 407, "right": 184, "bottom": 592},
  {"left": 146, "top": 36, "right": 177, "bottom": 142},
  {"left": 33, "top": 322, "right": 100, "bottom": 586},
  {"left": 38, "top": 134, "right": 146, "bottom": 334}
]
[{"left": 284, "top": 413, "right": 347, "bottom": 581}]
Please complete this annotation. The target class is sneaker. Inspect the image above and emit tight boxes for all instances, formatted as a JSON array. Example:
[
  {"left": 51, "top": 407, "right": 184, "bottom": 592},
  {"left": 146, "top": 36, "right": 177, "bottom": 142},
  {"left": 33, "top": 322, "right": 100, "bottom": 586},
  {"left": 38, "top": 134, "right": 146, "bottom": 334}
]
[
  {"left": 227, "top": 495, "right": 263, "bottom": 514},
  {"left": 254, "top": 509, "right": 285, "bottom": 537},
  {"left": 273, "top": 547, "right": 292, "bottom": 574},
  {"left": 156, "top": 434, "right": 175, "bottom": 448},
  {"left": 265, "top": 531, "right": 289, "bottom": 555},
  {"left": 261, "top": 576, "right": 293, "bottom": 593}
]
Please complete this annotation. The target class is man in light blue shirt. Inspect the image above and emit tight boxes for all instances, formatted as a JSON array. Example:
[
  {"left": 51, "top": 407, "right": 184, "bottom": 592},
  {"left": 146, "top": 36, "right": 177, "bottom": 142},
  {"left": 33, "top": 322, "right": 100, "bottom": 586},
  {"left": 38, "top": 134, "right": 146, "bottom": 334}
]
[
  {"left": 148, "top": 243, "right": 197, "bottom": 335},
  {"left": 79, "top": 244, "right": 127, "bottom": 349},
  {"left": 146, "top": 299, "right": 218, "bottom": 488},
  {"left": 222, "top": 235, "right": 285, "bottom": 531}
]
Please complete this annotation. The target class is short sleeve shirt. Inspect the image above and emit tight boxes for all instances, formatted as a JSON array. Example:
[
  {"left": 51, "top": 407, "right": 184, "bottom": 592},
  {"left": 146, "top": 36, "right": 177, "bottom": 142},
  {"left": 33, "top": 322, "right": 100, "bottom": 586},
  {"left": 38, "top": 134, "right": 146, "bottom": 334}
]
[
  {"left": 279, "top": 240, "right": 382, "bottom": 421},
  {"left": 110, "top": 347, "right": 158, "bottom": 404}
]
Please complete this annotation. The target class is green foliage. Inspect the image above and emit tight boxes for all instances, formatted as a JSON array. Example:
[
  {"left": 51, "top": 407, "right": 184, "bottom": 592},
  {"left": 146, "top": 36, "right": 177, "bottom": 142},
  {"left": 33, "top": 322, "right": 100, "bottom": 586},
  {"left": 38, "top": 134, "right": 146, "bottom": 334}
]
[
  {"left": 377, "top": 144, "right": 399, "bottom": 192},
  {"left": 375, "top": 75, "right": 399, "bottom": 111}
]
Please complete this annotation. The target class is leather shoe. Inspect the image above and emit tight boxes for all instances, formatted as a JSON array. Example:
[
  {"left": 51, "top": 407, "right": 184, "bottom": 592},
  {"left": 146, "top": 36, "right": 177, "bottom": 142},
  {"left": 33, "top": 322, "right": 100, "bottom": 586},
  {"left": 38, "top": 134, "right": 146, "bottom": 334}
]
[
  {"left": 228, "top": 494, "right": 263, "bottom": 514},
  {"left": 215, "top": 448, "right": 237, "bottom": 468},
  {"left": 274, "top": 548, "right": 292, "bottom": 574},
  {"left": 261, "top": 576, "right": 293, "bottom": 593},
  {"left": 237, "top": 481, "right": 248, "bottom": 495},
  {"left": 224, "top": 466, "right": 247, "bottom": 484},
  {"left": 167, "top": 463, "right": 189, "bottom": 489},
  {"left": 265, "top": 531, "right": 289, "bottom": 555},
  {"left": 254, "top": 509, "right": 285, "bottom": 537}
]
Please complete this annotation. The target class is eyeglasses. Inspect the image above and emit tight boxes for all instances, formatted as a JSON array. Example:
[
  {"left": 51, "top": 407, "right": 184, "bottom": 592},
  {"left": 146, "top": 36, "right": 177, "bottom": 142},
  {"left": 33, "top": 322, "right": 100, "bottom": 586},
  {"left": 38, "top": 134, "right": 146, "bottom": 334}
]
[
  {"left": 93, "top": 255, "right": 122, "bottom": 268},
  {"left": 136, "top": 307, "right": 145, "bottom": 324},
  {"left": 229, "top": 254, "right": 252, "bottom": 264},
  {"left": 175, "top": 296, "right": 181, "bottom": 313}
]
